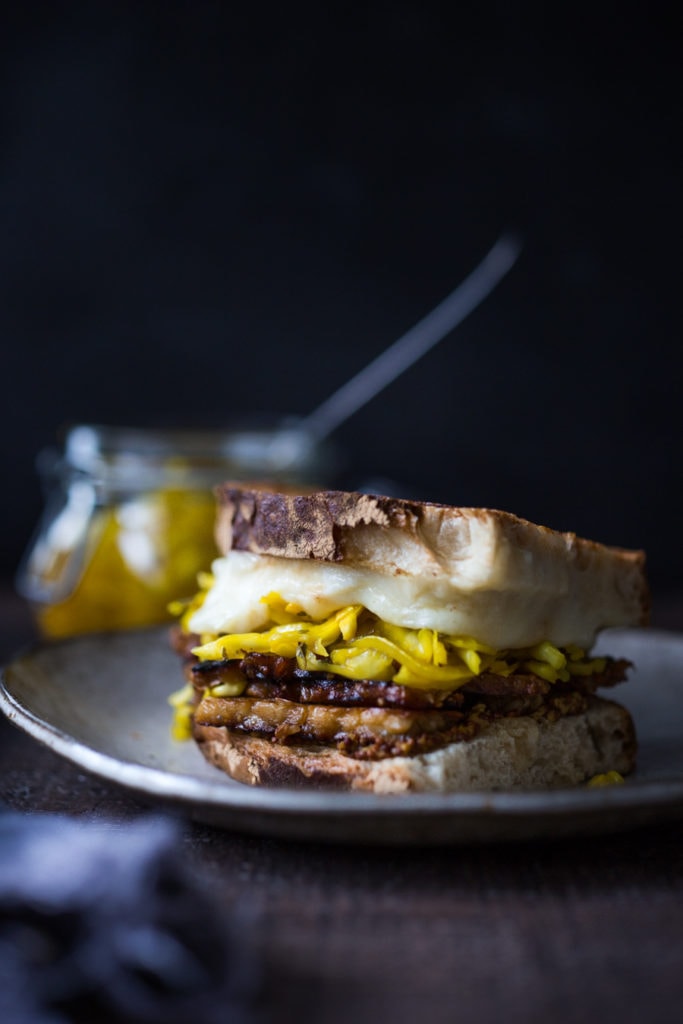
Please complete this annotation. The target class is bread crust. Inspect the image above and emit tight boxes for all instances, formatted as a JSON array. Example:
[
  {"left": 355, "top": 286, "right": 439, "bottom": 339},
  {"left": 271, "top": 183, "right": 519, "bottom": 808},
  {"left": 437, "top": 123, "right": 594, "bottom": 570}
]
[{"left": 193, "top": 697, "right": 636, "bottom": 793}]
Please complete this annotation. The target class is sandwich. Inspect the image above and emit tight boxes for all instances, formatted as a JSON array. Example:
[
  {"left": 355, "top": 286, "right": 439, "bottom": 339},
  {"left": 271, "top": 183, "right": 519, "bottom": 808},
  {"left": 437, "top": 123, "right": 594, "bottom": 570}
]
[{"left": 169, "top": 486, "right": 649, "bottom": 792}]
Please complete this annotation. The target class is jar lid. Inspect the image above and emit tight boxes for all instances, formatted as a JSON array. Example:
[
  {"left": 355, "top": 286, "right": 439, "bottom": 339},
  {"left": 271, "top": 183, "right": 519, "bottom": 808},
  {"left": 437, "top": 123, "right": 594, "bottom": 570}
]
[{"left": 41, "top": 422, "right": 339, "bottom": 492}]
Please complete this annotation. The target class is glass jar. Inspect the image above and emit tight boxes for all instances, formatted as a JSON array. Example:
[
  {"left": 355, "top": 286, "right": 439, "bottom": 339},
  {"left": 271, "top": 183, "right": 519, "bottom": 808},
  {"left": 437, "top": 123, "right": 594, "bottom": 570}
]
[{"left": 17, "top": 422, "right": 337, "bottom": 638}]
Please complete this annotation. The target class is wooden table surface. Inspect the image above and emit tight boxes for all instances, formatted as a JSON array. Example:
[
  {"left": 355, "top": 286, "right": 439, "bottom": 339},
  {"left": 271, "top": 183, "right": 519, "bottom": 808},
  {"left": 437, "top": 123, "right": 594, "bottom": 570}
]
[{"left": 2, "top": 585, "right": 683, "bottom": 1024}]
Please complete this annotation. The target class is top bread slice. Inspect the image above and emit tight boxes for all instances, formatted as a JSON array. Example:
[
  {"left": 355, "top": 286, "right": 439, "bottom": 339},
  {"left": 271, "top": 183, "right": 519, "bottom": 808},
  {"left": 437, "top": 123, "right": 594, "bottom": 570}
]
[
  {"left": 212, "top": 487, "right": 649, "bottom": 646},
  {"left": 209, "top": 485, "right": 651, "bottom": 647}
]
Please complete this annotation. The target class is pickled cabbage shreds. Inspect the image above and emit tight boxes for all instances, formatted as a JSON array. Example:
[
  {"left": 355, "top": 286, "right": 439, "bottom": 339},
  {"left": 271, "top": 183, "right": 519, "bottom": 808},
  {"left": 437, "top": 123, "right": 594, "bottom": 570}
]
[
  {"left": 168, "top": 683, "right": 195, "bottom": 740},
  {"left": 186, "top": 592, "right": 607, "bottom": 691}
]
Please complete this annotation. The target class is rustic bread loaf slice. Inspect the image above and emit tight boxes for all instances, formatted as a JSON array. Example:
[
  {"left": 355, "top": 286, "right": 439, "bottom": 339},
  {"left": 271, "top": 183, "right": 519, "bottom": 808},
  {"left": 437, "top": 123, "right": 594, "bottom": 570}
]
[{"left": 204, "top": 487, "right": 649, "bottom": 650}]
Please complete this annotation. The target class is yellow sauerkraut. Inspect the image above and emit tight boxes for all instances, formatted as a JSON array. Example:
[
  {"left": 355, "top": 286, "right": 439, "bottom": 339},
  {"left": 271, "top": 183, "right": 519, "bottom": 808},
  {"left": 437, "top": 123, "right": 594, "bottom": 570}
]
[
  {"left": 186, "top": 591, "right": 607, "bottom": 691},
  {"left": 587, "top": 770, "right": 625, "bottom": 788}
]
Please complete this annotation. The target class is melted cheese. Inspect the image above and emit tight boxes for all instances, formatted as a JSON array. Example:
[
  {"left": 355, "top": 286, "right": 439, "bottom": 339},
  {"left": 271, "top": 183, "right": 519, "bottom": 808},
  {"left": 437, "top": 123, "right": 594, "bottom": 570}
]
[{"left": 188, "top": 549, "right": 622, "bottom": 650}]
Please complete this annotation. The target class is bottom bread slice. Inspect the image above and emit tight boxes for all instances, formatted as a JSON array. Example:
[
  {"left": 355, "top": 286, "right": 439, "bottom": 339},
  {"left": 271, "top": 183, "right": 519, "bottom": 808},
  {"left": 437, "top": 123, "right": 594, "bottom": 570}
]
[{"left": 192, "top": 696, "right": 637, "bottom": 793}]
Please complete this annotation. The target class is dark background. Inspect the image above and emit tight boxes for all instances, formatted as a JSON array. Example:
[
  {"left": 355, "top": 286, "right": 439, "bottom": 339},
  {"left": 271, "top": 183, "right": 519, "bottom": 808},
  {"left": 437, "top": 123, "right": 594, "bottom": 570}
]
[{"left": 1, "top": 3, "right": 681, "bottom": 593}]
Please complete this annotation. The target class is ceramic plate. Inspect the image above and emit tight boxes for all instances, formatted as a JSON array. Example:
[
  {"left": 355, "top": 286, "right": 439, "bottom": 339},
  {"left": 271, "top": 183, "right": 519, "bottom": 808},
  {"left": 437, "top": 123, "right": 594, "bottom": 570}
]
[{"left": 2, "top": 627, "right": 683, "bottom": 844}]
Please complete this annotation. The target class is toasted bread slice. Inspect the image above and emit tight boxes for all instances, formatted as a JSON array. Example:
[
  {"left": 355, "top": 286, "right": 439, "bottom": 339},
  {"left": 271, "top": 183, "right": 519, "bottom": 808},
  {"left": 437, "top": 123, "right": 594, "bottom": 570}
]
[{"left": 200, "top": 487, "right": 648, "bottom": 650}]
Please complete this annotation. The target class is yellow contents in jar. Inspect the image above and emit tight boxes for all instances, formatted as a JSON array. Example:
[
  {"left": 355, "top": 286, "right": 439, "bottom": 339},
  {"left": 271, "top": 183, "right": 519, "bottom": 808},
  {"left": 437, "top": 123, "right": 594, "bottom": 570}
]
[{"left": 36, "top": 489, "right": 218, "bottom": 638}]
